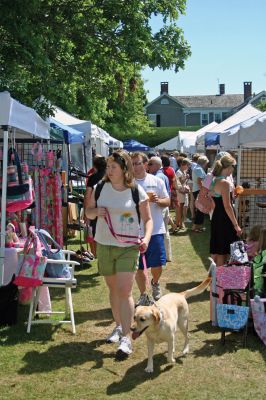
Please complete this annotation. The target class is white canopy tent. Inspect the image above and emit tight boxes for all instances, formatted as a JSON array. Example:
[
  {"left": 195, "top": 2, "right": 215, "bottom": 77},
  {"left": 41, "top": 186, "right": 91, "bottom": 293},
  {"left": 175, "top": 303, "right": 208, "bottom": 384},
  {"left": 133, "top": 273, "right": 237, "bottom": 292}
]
[
  {"left": 178, "top": 130, "right": 199, "bottom": 154},
  {"left": 204, "top": 104, "right": 262, "bottom": 148},
  {"left": 0, "top": 91, "right": 50, "bottom": 285},
  {"left": 220, "top": 111, "right": 266, "bottom": 149},
  {"left": 109, "top": 135, "right": 123, "bottom": 149},
  {"left": 156, "top": 135, "right": 179, "bottom": 151},
  {"left": 195, "top": 122, "right": 219, "bottom": 151},
  {"left": 53, "top": 107, "right": 110, "bottom": 168}
]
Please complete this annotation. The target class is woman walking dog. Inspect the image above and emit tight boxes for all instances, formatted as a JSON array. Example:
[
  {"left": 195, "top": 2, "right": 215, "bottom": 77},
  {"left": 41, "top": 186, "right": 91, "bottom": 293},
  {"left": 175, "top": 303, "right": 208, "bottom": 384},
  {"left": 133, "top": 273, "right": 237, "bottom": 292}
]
[{"left": 85, "top": 150, "right": 152, "bottom": 359}]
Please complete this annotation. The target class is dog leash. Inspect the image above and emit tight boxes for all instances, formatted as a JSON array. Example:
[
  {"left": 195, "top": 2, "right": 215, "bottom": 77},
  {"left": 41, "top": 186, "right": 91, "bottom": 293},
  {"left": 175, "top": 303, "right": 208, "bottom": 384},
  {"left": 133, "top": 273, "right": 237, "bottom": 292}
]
[{"left": 104, "top": 209, "right": 150, "bottom": 286}]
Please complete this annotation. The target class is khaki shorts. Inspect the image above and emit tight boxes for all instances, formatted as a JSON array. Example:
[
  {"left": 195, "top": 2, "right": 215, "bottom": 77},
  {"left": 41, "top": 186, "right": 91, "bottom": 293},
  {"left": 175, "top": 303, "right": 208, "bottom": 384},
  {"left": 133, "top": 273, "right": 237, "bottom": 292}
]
[{"left": 97, "top": 243, "right": 140, "bottom": 276}]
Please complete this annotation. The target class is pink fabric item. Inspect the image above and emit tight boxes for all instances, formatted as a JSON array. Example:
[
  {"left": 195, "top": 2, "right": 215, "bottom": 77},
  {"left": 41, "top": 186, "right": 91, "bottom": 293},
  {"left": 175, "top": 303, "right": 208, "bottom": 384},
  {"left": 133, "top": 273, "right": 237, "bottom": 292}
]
[
  {"left": 216, "top": 265, "right": 251, "bottom": 290},
  {"left": 14, "top": 228, "right": 47, "bottom": 288}
]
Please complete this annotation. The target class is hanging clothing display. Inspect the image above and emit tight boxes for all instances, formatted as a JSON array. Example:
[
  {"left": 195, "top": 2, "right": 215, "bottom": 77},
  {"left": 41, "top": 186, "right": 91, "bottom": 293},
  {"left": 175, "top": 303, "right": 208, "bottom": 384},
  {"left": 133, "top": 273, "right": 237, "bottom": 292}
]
[{"left": 32, "top": 168, "right": 63, "bottom": 247}]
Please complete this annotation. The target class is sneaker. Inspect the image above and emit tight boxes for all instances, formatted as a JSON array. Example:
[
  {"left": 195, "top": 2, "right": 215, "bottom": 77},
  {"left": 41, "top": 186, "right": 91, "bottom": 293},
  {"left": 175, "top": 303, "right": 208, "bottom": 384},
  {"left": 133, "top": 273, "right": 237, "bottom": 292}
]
[
  {"left": 135, "top": 293, "right": 154, "bottom": 307},
  {"left": 106, "top": 325, "right": 122, "bottom": 343},
  {"left": 116, "top": 336, "right": 132, "bottom": 360},
  {"left": 185, "top": 218, "right": 192, "bottom": 223},
  {"left": 151, "top": 280, "right": 162, "bottom": 301}
]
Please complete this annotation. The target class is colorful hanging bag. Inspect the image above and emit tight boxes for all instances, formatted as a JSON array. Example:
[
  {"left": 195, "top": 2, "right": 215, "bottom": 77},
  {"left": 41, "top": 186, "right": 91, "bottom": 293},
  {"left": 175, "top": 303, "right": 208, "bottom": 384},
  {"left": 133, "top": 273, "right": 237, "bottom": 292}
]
[
  {"left": 216, "top": 265, "right": 251, "bottom": 290},
  {"left": 14, "top": 227, "right": 47, "bottom": 287},
  {"left": 0, "top": 148, "right": 34, "bottom": 212},
  {"left": 36, "top": 228, "right": 70, "bottom": 278},
  {"left": 217, "top": 292, "right": 249, "bottom": 330},
  {"left": 195, "top": 186, "right": 215, "bottom": 215}
]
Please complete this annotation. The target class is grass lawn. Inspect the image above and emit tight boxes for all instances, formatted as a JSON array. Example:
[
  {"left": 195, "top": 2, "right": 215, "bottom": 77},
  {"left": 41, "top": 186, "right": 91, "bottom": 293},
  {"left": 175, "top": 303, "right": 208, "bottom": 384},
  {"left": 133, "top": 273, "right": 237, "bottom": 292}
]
[{"left": 0, "top": 223, "right": 265, "bottom": 400}]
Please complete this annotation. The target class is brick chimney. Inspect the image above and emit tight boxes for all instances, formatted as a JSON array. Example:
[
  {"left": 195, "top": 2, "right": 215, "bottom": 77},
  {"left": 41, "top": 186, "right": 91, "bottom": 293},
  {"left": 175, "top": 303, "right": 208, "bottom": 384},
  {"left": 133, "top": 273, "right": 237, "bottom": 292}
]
[
  {"left": 244, "top": 81, "right": 252, "bottom": 101},
  {"left": 219, "top": 83, "right": 225, "bottom": 95},
  {"left": 160, "top": 82, "right": 169, "bottom": 95}
]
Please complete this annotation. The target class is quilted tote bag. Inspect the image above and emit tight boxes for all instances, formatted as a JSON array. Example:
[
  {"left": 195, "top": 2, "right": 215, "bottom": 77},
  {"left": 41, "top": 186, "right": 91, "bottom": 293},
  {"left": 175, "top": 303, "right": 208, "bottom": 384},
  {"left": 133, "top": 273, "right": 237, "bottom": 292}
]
[
  {"left": 14, "top": 229, "right": 47, "bottom": 287},
  {"left": 216, "top": 265, "right": 251, "bottom": 290},
  {"left": 36, "top": 229, "right": 70, "bottom": 279},
  {"left": 217, "top": 303, "right": 249, "bottom": 330},
  {"left": 0, "top": 148, "right": 34, "bottom": 212},
  {"left": 195, "top": 186, "right": 215, "bottom": 214}
]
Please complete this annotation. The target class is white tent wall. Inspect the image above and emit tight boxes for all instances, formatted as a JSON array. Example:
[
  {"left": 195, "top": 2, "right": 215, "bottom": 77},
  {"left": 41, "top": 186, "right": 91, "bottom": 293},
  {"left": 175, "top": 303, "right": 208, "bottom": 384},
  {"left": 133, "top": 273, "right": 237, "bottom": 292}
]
[
  {"left": 205, "top": 104, "right": 262, "bottom": 149},
  {"left": 220, "top": 111, "right": 266, "bottom": 149},
  {"left": 0, "top": 92, "right": 50, "bottom": 285},
  {"left": 156, "top": 135, "right": 179, "bottom": 151}
]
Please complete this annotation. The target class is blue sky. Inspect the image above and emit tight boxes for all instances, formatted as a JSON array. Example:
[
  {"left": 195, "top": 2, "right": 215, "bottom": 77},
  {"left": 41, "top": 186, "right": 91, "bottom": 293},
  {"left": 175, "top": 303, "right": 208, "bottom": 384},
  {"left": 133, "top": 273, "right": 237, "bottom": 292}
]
[{"left": 142, "top": 0, "right": 266, "bottom": 102}]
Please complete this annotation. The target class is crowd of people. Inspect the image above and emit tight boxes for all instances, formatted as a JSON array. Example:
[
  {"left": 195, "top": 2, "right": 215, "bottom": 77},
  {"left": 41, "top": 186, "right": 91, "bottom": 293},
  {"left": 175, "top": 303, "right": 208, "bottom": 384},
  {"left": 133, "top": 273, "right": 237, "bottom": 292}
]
[{"left": 84, "top": 149, "right": 246, "bottom": 360}]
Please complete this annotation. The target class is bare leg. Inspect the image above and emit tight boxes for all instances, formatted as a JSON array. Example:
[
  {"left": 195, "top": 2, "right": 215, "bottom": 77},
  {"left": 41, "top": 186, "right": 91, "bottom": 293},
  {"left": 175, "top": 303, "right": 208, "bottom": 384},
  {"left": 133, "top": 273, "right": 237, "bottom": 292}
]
[
  {"left": 105, "top": 272, "right": 135, "bottom": 336},
  {"left": 104, "top": 275, "right": 121, "bottom": 326},
  {"left": 135, "top": 269, "right": 148, "bottom": 294},
  {"left": 216, "top": 254, "right": 228, "bottom": 266},
  {"left": 151, "top": 266, "right": 162, "bottom": 284},
  {"left": 116, "top": 272, "right": 135, "bottom": 336}
]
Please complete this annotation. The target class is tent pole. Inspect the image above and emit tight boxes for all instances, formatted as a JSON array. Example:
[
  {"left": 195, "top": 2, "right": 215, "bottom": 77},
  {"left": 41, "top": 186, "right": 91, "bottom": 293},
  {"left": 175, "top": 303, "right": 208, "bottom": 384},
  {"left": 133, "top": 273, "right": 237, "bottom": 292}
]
[
  {"left": 235, "top": 146, "right": 242, "bottom": 220},
  {"left": 0, "top": 127, "right": 9, "bottom": 286}
]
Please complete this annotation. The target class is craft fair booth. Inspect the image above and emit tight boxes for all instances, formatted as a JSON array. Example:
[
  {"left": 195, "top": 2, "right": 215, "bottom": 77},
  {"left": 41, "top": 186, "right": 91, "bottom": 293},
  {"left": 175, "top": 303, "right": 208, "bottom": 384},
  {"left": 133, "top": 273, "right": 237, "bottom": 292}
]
[
  {"left": 220, "top": 112, "right": 266, "bottom": 237},
  {"left": 0, "top": 91, "right": 50, "bottom": 286},
  {"left": 53, "top": 107, "right": 110, "bottom": 171}
]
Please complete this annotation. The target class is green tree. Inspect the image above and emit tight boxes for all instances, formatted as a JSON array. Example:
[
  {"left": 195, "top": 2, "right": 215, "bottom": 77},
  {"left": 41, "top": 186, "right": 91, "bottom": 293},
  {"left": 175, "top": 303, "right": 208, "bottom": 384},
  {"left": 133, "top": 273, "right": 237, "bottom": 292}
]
[
  {"left": 0, "top": 0, "right": 191, "bottom": 136},
  {"left": 257, "top": 100, "right": 266, "bottom": 112}
]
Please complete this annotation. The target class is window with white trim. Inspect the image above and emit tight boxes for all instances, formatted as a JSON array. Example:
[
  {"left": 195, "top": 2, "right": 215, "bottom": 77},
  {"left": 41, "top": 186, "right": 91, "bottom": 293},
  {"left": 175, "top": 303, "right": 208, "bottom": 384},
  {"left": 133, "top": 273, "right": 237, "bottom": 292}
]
[
  {"left": 160, "top": 98, "right": 169, "bottom": 105},
  {"left": 201, "top": 113, "right": 209, "bottom": 126}
]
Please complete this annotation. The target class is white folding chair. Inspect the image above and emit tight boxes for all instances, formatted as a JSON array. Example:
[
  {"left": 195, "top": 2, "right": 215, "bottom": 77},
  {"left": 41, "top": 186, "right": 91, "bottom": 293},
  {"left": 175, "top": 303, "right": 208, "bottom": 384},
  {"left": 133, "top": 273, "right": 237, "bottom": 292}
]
[{"left": 27, "top": 250, "right": 80, "bottom": 334}]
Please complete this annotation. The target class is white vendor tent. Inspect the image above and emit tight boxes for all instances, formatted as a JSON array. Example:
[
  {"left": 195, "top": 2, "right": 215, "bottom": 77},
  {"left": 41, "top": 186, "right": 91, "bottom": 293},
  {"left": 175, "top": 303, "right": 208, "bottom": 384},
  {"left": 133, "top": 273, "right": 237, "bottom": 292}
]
[
  {"left": 178, "top": 130, "right": 199, "bottom": 154},
  {"left": 109, "top": 135, "right": 123, "bottom": 149},
  {"left": 0, "top": 91, "right": 50, "bottom": 285},
  {"left": 220, "top": 111, "right": 266, "bottom": 149},
  {"left": 204, "top": 104, "right": 261, "bottom": 148},
  {"left": 195, "top": 122, "right": 219, "bottom": 151},
  {"left": 53, "top": 107, "right": 110, "bottom": 169},
  {"left": 156, "top": 134, "right": 180, "bottom": 151}
]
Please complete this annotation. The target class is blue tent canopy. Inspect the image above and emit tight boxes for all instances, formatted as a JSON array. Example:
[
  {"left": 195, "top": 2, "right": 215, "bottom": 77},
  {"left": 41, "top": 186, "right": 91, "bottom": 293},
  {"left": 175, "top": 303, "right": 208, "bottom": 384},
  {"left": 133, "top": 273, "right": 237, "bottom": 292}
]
[
  {"left": 123, "top": 139, "right": 150, "bottom": 152},
  {"left": 205, "top": 132, "right": 220, "bottom": 147},
  {"left": 50, "top": 117, "right": 85, "bottom": 144}
]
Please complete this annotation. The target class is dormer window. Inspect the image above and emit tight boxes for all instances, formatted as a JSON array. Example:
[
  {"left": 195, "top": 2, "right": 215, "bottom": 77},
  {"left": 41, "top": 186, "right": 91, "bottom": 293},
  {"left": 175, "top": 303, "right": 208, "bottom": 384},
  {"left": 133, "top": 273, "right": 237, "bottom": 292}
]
[{"left": 160, "top": 98, "right": 169, "bottom": 105}]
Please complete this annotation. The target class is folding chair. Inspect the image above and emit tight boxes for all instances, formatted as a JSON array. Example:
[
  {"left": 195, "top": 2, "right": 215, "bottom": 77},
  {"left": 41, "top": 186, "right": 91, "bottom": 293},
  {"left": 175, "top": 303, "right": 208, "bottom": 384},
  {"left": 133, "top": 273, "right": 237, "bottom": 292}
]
[{"left": 27, "top": 250, "right": 79, "bottom": 334}]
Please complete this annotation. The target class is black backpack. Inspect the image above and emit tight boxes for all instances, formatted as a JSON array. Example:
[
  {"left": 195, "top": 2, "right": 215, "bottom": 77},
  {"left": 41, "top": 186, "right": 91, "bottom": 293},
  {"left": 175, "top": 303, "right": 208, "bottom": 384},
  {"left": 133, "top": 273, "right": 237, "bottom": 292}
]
[{"left": 94, "top": 181, "right": 140, "bottom": 223}]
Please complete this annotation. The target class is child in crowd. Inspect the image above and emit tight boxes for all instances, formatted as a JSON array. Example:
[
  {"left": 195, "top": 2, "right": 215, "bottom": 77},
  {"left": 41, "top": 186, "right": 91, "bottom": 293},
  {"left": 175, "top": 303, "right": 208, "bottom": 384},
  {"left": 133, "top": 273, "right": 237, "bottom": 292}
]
[{"left": 246, "top": 225, "right": 263, "bottom": 260}]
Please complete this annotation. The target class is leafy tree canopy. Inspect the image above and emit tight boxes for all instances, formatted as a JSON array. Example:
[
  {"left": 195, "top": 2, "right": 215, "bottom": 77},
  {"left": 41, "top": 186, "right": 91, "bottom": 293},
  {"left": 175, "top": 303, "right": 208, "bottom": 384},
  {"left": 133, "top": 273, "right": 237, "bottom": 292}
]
[{"left": 0, "top": 0, "right": 191, "bottom": 137}]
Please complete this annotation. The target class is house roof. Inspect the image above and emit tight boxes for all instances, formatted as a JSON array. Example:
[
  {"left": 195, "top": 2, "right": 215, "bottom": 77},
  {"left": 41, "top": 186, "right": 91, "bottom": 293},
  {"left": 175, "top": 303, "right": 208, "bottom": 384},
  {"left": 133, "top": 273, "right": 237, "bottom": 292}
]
[{"left": 172, "top": 94, "right": 244, "bottom": 108}]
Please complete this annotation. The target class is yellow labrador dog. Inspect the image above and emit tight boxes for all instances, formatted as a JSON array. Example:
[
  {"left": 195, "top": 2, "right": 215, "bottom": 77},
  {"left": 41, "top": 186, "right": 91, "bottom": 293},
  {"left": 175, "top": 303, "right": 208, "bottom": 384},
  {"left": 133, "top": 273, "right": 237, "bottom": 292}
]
[{"left": 131, "top": 276, "right": 211, "bottom": 373}]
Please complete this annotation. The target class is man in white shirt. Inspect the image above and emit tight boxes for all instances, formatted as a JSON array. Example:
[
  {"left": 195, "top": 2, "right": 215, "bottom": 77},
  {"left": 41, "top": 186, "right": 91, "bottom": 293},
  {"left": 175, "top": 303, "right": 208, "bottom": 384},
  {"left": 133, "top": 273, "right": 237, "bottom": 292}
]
[{"left": 131, "top": 152, "right": 170, "bottom": 305}]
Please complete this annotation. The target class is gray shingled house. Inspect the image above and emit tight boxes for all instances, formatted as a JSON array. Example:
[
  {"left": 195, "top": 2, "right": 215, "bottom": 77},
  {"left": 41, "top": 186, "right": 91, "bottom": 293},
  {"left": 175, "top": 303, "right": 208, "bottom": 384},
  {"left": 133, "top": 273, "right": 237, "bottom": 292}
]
[{"left": 145, "top": 82, "right": 266, "bottom": 127}]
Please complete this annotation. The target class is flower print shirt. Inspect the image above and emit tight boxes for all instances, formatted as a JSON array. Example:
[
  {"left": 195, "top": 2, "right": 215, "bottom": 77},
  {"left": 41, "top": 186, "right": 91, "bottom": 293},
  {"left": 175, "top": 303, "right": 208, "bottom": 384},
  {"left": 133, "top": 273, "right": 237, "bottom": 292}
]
[{"left": 94, "top": 182, "right": 148, "bottom": 247}]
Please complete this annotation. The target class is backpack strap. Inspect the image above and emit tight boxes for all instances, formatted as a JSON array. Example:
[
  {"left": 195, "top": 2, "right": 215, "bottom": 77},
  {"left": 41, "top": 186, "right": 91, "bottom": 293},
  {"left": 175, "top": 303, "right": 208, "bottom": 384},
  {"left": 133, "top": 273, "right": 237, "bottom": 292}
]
[
  {"left": 131, "top": 184, "right": 140, "bottom": 224},
  {"left": 94, "top": 180, "right": 105, "bottom": 204},
  {"left": 94, "top": 181, "right": 140, "bottom": 224}
]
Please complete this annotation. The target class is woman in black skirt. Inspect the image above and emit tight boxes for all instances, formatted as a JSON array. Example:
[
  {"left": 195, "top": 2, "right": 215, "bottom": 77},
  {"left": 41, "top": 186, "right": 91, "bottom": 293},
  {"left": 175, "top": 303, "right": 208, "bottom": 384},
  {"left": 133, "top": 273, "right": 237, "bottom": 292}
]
[{"left": 210, "top": 154, "right": 242, "bottom": 266}]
